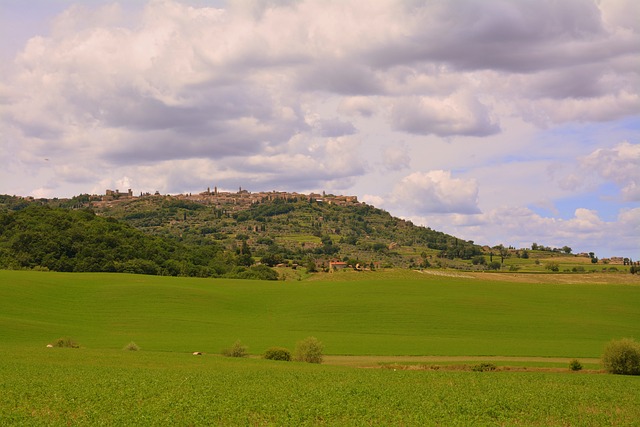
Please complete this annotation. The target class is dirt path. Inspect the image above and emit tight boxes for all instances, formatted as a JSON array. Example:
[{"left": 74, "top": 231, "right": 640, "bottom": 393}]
[{"left": 323, "top": 355, "right": 601, "bottom": 368}]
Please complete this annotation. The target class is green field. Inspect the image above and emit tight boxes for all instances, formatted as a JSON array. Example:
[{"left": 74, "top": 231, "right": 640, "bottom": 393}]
[{"left": 1, "top": 270, "right": 639, "bottom": 425}]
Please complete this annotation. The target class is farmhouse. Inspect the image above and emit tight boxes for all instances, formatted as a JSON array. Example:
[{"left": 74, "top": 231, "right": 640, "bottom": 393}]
[{"left": 329, "top": 261, "right": 348, "bottom": 272}]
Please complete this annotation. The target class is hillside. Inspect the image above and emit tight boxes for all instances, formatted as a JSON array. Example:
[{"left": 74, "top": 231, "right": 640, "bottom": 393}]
[
  {"left": 0, "top": 191, "right": 481, "bottom": 272},
  {"left": 2, "top": 191, "right": 634, "bottom": 276}
]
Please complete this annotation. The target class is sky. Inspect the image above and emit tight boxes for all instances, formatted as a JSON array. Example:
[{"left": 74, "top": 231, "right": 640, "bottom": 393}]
[{"left": 0, "top": 0, "right": 638, "bottom": 258}]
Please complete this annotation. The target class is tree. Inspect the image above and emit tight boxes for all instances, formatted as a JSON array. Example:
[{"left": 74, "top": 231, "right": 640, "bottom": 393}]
[
  {"left": 531, "top": 243, "right": 539, "bottom": 250},
  {"left": 562, "top": 246, "right": 572, "bottom": 254}
]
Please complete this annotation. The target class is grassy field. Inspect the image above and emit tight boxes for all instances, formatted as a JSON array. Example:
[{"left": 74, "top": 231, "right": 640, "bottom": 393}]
[
  {"left": 1, "top": 269, "right": 639, "bottom": 425},
  {"left": 2, "top": 345, "right": 640, "bottom": 426},
  {"left": 2, "top": 269, "right": 638, "bottom": 357}
]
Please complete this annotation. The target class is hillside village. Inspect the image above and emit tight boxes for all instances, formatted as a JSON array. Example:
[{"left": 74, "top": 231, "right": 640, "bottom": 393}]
[{"left": 99, "top": 187, "right": 360, "bottom": 211}]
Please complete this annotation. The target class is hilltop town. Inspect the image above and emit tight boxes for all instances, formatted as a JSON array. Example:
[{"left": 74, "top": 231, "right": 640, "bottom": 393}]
[{"left": 97, "top": 187, "right": 360, "bottom": 213}]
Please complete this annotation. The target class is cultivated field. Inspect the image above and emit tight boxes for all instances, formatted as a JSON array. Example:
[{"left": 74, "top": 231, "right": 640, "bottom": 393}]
[{"left": 1, "top": 269, "right": 639, "bottom": 425}]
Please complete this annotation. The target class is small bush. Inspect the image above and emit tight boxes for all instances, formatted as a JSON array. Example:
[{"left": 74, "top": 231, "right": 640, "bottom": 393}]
[
  {"left": 52, "top": 337, "right": 79, "bottom": 348},
  {"left": 294, "top": 336, "right": 324, "bottom": 364},
  {"left": 488, "top": 261, "right": 501, "bottom": 270},
  {"left": 471, "top": 363, "right": 497, "bottom": 372},
  {"left": 124, "top": 341, "right": 140, "bottom": 351},
  {"left": 222, "top": 340, "right": 248, "bottom": 358},
  {"left": 264, "top": 347, "right": 292, "bottom": 361},
  {"left": 569, "top": 359, "right": 582, "bottom": 371},
  {"left": 602, "top": 338, "right": 640, "bottom": 375}
]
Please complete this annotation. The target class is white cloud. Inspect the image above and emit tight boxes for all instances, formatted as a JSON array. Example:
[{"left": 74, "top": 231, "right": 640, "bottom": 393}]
[
  {"left": 389, "top": 92, "right": 500, "bottom": 137},
  {"left": 382, "top": 143, "right": 410, "bottom": 172},
  {"left": 391, "top": 170, "right": 480, "bottom": 215},
  {"left": 581, "top": 141, "right": 640, "bottom": 201},
  {"left": 0, "top": 0, "right": 638, "bottom": 258},
  {"left": 408, "top": 205, "right": 639, "bottom": 257}
]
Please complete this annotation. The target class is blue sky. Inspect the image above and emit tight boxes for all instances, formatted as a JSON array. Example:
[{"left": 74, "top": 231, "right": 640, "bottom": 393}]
[{"left": 0, "top": 0, "right": 638, "bottom": 258}]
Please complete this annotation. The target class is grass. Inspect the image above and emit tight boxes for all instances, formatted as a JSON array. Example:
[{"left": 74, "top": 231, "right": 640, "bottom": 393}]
[
  {"left": 1, "top": 269, "right": 639, "bottom": 425},
  {"left": 1, "top": 269, "right": 639, "bottom": 357},
  {"left": 1, "top": 345, "right": 639, "bottom": 426}
]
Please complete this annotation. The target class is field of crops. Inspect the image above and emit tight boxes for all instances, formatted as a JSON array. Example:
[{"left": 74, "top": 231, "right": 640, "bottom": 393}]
[
  {"left": 1, "top": 269, "right": 639, "bottom": 425},
  {"left": 2, "top": 346, "right": 639, "bottom": 426}
]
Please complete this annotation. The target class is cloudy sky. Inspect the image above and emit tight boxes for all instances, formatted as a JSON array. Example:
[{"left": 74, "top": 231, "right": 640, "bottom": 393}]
[{"left": 1, "top": 0, "right": 638, "bottom": 258}]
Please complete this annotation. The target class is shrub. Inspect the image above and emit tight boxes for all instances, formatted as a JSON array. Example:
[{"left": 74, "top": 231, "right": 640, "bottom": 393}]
[
  {"left": 471, "top": 362, "right": 497, "bottom": 372},
  {"left": 294, "top": 336, "right": 324, "bottom": 364},
  {"left": 545, "top": 262, "right": 560, "bottom": 272},
  {"left": 569, "top": 359, "right": 582, "bottom": 371},
  {"left": 264, "top": 347, "right": 292, "bottom": 361},
  {"left": 488, "top": 261, "right": 501, "bottom": 270},
  {"left": 602, "top": 338, "right": 640, "bottom": 375},
  {"left": 124, "top": 341, "right": 140, "bottom": 351},
  {"left": 222, "top": 340, "right": 248, "bottom": 358},
  {"left": 52, "top": 337, "right": 79, "bottom": 348}
]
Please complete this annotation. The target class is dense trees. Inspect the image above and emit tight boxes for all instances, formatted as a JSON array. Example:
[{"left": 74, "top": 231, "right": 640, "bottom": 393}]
[{"left": 0, "top": 206, "right": 277, "bottom": 280}]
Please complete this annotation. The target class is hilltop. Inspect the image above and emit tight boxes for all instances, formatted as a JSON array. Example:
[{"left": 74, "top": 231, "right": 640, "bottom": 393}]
[
  {"left": 0, "top": 189, "right": 480, "bottom": 272},
  {"left": 1, "top": 189, "right": 635, "bottom": 276}
]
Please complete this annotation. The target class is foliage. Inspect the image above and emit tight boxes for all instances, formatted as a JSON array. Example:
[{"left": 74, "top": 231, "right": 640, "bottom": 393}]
[
  {"left": 471, "top": 255, "right": 486, "bottom": 265},
  {"left": 124, "top": 341, "right": 141, "bottom": 351},
  {"left": 51, "top": 337, "right": 79, "bottom": 348},
  {"left": 263, "top": 347, "right": 292, "bottom": 361},
  {"left": 222, "top": 340, "right": 248, "bottom": 358},
  {"left": 471, "top": 362, "right": 497, "bottom": 372},
  {"left": 569, "top": 359, "right": 582, "bottom": 371},
  {"left": 488, "top": 261, "right": 502, "bottom": 270},
  {"left": 602, "top": 338, "right": 640, "bottom": 375},
  {"left": 0, "top": 193, "right": 484, "bottom": 272},
  {"left": 545, "top": 262, "right": 560, "bottom": 272},
  {"left": 0, "top": 205, "right": 278, "bottom": 280},
  {"left": 294, "top": 336, "right": 324, "bottom": 364}
]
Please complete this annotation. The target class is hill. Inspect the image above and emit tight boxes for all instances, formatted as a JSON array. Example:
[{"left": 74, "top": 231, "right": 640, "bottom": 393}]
[
  {"left": 0, "top": 191, "right": 481, "bottom": 273},
  {"left": 1, "top": 190, "right": 635, "bottom": 276}
]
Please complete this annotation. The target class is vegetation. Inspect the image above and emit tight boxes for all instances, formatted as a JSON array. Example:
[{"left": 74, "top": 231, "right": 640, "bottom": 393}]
[
  {"left": 602, "top": 338, "right": 640, "bottom": 375},
  {"left": 2, "top": 270, "right": 638, "bottom": 357},
  {"left": 0, "top": 205, "right": 278, "bottom": 280},
  {"left": 2, "top": 346, "right": 640, "bottom": 426},
  {"left": 222, "top": 340, "right": 249, "bottom": 358},
  {"left": 1, "top": 270, "right": 639, "bottom": 424},
  {"left": 124, "top": 341, "right": 141, "bottom": 351},
  {"left": 263, "top": 347, "right": 292, "bottom": 361},
  {"left": 1, "top": 193, "right": 637, "bottom": 275},
  {"left": 50, "top": 337, "right": 79, "bottom": 348},
  {"left": 569, "top": 359, "right": 582, "bottom": 371},
  {"left": 294, "top": 336, "right": 324, "bottom": 364}
]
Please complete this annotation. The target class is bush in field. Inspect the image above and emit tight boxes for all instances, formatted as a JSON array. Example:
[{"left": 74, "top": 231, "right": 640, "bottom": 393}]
[
  {"left": 52, "top": 337, "right": 79, "bottom": 348},
  {"left": 294, "top": 336, "right": 323, "bottom": 364},
  {"left": 471, "top": 362, "right": 497, "bottom": 372},
  {"left": 488, "top": 261, "right": 501, "bottom": 270},
  {"left": 263, "top": 347, "right": 292, "bottom": 361},
  {"left": 222, "top": 340, "right": 248, "bottom": 358},
  {"left": 602, "top": 338, "right": 640, "bottom": 375},
  {"left": 545, "top": 262, "right": 560, "bottom": 272},
  {"left": 569, "top": 359, "right": 582, "bottom": 371},
  {"left": 124, "top": 341, "right": 140, "bottom": 351}
]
